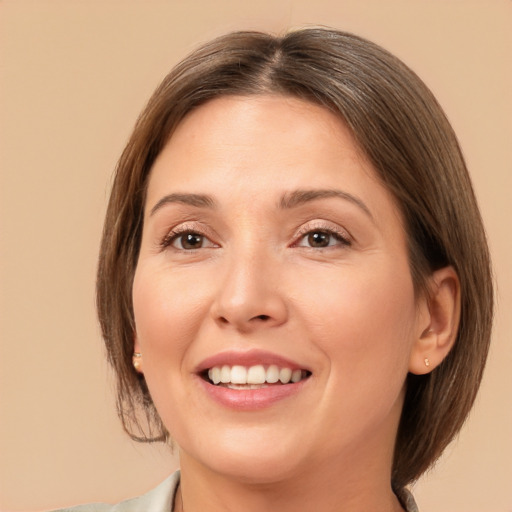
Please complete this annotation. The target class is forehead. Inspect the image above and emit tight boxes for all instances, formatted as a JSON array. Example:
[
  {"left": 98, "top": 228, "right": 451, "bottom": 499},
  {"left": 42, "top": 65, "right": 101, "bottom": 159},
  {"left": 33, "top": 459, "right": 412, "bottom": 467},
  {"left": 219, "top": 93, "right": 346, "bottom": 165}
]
[
  {"left": 146, "top": 95, "right": 402, "bottom": 226},
  {"left": 151, "top": 96, "right": 368, "bottom": 181},
  {"left": 169, "top": 94, "right": 355, "bottom": 150}
]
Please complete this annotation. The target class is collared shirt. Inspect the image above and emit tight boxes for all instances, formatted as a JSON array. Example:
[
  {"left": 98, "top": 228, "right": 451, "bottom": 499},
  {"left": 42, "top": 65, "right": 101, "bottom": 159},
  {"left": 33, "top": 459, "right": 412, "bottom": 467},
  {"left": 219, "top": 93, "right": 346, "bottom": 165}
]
[{"left": 52, "top": 471, "right": 419, "bottom": 512}]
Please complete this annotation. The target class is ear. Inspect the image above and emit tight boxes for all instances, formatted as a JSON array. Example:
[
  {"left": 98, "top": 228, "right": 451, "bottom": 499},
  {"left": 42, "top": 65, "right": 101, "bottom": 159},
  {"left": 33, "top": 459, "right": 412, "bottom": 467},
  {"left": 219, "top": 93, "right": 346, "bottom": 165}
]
[
  {"left": 132, "top": 333, "right": 144, "bottom": 374},
  {"left": 409, "top": 266, "right": 461, "bottom": 375}
]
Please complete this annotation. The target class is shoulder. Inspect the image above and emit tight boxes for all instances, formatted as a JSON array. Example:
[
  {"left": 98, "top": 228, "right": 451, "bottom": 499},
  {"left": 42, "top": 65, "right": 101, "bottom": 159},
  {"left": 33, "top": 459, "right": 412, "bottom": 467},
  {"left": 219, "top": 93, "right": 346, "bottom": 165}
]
[
  {"left": 49, "top": 471, "right": 180, "bottom": 512},
  {"left": 396, "top": 487, "right": 419, "bottom": 512}
]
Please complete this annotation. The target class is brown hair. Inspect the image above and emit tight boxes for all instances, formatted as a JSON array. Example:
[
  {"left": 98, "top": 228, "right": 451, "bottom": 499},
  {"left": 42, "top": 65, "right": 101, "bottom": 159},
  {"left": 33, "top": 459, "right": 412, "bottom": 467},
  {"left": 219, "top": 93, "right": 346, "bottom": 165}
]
[{"left": 96, "top": 28, "right": 493, "bottom": 490}]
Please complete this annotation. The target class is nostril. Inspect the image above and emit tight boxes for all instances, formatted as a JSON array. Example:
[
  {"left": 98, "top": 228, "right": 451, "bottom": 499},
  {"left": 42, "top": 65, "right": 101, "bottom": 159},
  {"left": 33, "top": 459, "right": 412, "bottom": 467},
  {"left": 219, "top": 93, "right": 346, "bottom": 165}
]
[{"left": 255, "top": 314, "right": 270, "bottom": 321}]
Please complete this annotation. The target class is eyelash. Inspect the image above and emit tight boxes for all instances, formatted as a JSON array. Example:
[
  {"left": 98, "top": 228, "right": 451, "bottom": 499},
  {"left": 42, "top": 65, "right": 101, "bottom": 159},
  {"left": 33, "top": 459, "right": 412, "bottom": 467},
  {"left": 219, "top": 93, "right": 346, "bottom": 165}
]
[
  {"left": 159, "top": 223, "right": 352, "bottom": 251},
  {"left": 292, "top": 223, "right": 352, "bottom": 249},
  {"left": 160, "top": 224, "right": 216, "bottom": 251}
]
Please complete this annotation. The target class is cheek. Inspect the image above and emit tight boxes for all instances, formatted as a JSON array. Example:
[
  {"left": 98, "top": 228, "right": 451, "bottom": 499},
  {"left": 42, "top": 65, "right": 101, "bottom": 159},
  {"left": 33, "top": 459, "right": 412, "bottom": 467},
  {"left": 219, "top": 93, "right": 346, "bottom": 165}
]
[
  {"left": 132, "top": 265, "right": 209, "bottom": 356},
  {"left": 295, "top": 260, "right": 416, "bottom": 394},
  {"left": 132, "top": 266, "right": 206, "bottom": 431}
]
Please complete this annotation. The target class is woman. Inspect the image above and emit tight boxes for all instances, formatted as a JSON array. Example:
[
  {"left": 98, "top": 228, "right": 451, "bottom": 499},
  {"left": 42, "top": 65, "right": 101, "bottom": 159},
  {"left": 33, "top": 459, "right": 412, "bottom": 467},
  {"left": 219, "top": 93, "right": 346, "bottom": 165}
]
[{"left": 60, "top": 28, "right": 493, "bottom": 511}]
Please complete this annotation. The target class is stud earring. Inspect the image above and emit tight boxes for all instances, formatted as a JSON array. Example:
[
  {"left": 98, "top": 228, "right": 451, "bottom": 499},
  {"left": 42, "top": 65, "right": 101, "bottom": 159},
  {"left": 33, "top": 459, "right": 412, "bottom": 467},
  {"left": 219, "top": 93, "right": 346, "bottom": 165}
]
[
  {"left": 424, "top": 357, "right": 430, "bottom": 367},
  {"left": 133, "top": 352, "right": 142, "bottom": 371}
]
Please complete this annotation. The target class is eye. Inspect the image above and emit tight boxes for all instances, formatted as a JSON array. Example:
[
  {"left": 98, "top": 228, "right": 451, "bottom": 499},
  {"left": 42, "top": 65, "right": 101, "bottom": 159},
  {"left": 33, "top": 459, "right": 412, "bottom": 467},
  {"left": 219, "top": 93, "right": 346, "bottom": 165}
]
[
  {"left": 161, "top": 229, "right": 217, "bottom": 251},
  {"left": 174, "top": 232, "right": 206, "bottom": 250},
  {"left": 295, "top": 228, "right": 351, "bottom": 249}
]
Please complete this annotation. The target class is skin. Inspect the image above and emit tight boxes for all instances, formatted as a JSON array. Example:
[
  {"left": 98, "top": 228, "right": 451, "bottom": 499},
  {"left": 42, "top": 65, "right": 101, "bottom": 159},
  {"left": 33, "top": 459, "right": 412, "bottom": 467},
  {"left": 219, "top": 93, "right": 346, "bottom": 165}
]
[{"left": 132, "top": 95, "right": 459, "bottom": 512}]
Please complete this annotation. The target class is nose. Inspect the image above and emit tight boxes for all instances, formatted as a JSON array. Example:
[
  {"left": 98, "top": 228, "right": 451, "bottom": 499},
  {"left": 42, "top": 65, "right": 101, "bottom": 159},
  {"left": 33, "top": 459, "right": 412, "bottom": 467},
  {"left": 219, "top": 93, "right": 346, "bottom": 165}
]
[{"left": 210, "top": 248, "right": 288, "bottom": 332}]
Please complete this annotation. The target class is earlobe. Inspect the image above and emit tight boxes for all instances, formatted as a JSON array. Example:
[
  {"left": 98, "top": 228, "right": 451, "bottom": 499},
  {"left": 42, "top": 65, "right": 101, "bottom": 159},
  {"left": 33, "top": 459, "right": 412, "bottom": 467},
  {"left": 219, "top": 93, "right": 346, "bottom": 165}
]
[
  {"left": 409, "top": 266, "right": 461, "bottom": 375},
  {"left": 133, "top": 335, "right": 144, "bottom": 374}
]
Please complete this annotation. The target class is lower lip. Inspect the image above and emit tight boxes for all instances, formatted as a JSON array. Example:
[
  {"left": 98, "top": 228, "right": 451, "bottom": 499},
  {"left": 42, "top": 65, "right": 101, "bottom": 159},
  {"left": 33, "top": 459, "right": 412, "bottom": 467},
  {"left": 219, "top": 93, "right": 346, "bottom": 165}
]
[{"left": 196, "top": 377, "right": 308, "bottom": 410}]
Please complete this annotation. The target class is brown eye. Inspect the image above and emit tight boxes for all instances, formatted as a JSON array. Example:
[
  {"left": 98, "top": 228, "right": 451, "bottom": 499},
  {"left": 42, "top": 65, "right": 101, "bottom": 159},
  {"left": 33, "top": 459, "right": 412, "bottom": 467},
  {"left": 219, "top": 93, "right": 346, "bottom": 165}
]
[
  {"left": 175, "top": 233, "right": 204, "bottom": 250},
  {"left": 295, "top": 228, "right": 351, "bottom": 249},
  {"left": 307, "top": 231, "right": 331, "bottom": 247},
  {"left": 161, "top": 226, "right": 218, "bottom": 252}
]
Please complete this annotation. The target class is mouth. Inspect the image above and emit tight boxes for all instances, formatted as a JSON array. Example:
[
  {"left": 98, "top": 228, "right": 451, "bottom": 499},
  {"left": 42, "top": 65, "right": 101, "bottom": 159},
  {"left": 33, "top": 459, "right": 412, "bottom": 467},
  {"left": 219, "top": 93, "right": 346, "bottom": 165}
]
[{"left": 202, "top": 364, "right": 312, "bottom": 389}]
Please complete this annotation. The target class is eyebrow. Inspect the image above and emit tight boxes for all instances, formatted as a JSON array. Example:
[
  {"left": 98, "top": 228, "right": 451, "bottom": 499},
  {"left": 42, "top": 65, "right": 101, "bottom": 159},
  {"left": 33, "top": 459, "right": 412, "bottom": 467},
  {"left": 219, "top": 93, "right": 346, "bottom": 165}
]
[
  {"left": 279, "top": 189, "right": 374, "bottom": 220},
  {"left": 150, "top": 193, "right": 216, "bottom": 216},
  {"left": 149, "top": 188, "right": 373, "bottom": 220}
]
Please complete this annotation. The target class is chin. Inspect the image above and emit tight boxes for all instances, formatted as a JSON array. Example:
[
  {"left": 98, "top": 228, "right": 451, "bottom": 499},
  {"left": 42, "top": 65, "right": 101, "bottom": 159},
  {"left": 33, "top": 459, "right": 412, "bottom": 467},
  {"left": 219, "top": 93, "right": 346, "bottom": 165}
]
[
  {"left": 208, "top": 456, "right": 304, "bottom": 485},
  {"left": 179, "top": 426, "right": 310, "bottom": 484}
]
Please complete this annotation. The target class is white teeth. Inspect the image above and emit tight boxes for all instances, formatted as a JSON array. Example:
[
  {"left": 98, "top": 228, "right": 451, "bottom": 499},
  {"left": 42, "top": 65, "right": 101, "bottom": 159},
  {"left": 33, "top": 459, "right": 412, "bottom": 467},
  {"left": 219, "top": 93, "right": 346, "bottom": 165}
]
[
  {"left": 227, "top": 383, "right": 269, "bottom": 390},
  {"left": 206, "top": 364, "right": 308, "bottom": 386},
  {"left": 220, "top": 365, "right": 231, "bottom": 383},
  {"left": 291, "top": 369, "right": 302, "bottom": 383},
  {"left": 266, "top": 365, "right": 280, "bottom": 383},
  {"left": 230, "top": 365, "right": 247, "bottom": 384},
  {"left": 279, "top": 367, "right": 292, "bottom": 384},
  {"left": 247, "top": 365, "right": 266, "bottom": 384},
  {"left": 208, "top": 367, "right": 221, "bottom": 384}
]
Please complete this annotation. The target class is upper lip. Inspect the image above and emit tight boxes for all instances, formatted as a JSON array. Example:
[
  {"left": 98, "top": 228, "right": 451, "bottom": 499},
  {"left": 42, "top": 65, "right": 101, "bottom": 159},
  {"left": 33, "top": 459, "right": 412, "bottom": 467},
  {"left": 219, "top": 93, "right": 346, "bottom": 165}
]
[{"left": 195, "top": 349, "right": 310, "bottom": 374}]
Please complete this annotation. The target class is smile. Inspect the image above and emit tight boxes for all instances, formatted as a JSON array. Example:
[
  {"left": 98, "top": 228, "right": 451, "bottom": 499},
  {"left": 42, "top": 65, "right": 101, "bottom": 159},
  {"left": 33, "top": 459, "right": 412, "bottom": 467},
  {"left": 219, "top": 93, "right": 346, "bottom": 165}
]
[
  {"left": 206, "top": 364, "right": 311, "bottom": 388},
  {"left": 195, "top": 350, "right": 312, "bottom": 409}
]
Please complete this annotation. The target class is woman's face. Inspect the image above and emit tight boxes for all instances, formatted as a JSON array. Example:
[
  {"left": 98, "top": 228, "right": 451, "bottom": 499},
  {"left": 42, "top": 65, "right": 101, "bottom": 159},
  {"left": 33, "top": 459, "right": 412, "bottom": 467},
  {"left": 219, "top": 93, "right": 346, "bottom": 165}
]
[{"left": 133, "top": 95, "right": 425, "bottom": 482}]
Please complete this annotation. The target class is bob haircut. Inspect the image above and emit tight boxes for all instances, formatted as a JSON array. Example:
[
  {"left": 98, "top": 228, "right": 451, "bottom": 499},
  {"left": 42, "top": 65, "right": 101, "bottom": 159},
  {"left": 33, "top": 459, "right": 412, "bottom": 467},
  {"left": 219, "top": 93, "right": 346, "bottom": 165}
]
[{"left": 96, "top": 28, "right": 493, "bottom": 491}]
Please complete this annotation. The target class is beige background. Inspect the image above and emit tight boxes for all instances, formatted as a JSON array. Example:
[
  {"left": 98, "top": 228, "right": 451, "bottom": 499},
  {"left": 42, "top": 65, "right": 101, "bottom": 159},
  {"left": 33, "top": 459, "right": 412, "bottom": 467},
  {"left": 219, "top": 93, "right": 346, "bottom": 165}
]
[{"left": 0, "top": 1, "right": 510, "bottom": 511}]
